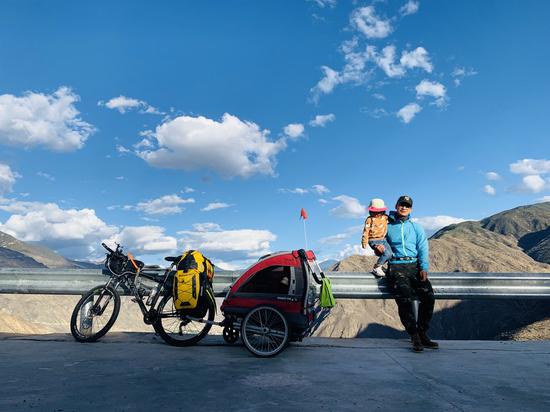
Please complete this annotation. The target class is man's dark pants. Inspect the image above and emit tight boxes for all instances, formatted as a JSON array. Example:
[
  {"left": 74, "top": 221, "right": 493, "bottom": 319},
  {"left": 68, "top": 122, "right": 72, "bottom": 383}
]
[{"left": 387, "top": 262, "right": 435, "bottom": 335}]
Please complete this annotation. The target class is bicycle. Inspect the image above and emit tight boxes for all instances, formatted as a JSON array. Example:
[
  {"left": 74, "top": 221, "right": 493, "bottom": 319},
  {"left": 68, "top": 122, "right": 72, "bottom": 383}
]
[{"left": 70, "top": 242, "right": 216, "bottom": 346}]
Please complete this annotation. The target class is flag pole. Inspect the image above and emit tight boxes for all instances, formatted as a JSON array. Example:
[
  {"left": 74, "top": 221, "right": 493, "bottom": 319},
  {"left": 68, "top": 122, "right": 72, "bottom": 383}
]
[
  {"left": 300, "top": 207, "right": 309, "bottom": 250},
  {"left": 303, "top": 218, "right": 308, "bottom": 250}
]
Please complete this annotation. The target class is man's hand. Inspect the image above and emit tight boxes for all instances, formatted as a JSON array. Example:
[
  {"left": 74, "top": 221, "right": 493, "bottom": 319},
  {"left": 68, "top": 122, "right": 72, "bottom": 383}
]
[
  {"left": 419, "top": 270, "right": 428, "bottom": 281},
  {"left": 374, "top": 244, "right": 385, "bottom": 256}
]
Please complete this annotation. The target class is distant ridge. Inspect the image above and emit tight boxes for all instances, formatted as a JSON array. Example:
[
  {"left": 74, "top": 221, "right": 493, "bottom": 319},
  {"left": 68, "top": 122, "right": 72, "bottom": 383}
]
[
  {"left": 0, "top": 230, "right": 76, "bottom": 268},
  {"left": 0, "top": 247, "right": 46, "bottom": 268}
]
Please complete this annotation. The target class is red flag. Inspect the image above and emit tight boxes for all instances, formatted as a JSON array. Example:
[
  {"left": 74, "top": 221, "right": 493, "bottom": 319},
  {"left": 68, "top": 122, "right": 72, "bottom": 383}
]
[{"left": 300, "top": 208, "right": 308, "bottom": 220}]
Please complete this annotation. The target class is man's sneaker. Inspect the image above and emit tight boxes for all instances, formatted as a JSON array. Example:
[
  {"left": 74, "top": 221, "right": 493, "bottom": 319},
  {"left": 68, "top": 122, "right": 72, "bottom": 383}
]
[
  {"left": 411, "top": 333, "right": 423, "bottom": 352},
  {"left": 419, "top": 331, "right": 439, "bottom": 349},
  {"left": 371, "top": 266, "right": 386, "bottom": 278}
]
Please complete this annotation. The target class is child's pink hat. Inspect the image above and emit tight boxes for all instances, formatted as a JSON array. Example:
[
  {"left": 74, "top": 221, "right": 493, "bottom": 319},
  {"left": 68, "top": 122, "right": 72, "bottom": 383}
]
[{"left": 368, "top": 198, "right": 387, "bottom": 212}]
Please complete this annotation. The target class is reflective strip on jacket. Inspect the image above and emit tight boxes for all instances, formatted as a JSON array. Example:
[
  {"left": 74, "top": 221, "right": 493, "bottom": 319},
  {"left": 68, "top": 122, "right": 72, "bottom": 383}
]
[{"left": 386, "top": 211, "right": 429, "bottom": 271}]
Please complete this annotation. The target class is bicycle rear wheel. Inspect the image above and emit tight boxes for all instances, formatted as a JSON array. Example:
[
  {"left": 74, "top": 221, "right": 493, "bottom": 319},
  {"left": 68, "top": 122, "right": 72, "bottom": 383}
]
[
  {"left": 70, "top": 285, "right": 121, "bottom": 342},
  {"left": 154, "top": 295, "right": 214, "bottom": 346}
]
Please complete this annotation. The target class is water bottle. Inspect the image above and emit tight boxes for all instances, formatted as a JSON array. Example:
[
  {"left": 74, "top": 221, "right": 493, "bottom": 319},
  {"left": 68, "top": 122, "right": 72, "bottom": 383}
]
[{"left": 146, "top": 285, "right": 159, "bottom": 305}]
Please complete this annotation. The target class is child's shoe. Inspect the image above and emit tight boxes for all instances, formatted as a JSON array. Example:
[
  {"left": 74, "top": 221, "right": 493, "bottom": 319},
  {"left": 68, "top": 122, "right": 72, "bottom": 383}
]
[{"left": 372, "top": 266, "right": 386, "bottom": 278}]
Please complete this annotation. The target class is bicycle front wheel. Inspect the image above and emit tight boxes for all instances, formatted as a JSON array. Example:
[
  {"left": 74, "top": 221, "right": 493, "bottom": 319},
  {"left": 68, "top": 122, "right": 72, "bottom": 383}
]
[
  {"left": 70, "top": 285, "right": 121, "bottom": 342},
  {"left": 154, "top": 295, "right": 214, "bottom": 347}
]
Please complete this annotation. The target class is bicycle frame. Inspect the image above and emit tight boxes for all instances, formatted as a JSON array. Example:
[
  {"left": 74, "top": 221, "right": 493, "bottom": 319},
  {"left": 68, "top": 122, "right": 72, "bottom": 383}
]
[{"left": 92, "top": 247, "right": 178, "bottom": 325}]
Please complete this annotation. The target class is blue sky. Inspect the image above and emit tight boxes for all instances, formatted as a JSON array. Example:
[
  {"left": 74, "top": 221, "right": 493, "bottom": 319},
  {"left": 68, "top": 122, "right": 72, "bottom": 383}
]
[{"left": 0, "top": 0, "right": 549, "bottom": 268}]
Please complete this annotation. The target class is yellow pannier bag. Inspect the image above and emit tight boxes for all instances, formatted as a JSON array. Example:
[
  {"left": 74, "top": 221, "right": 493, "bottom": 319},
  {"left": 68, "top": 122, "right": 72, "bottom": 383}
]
[{"left": 173, "top": 250, "right": 214, "bottom": 310}]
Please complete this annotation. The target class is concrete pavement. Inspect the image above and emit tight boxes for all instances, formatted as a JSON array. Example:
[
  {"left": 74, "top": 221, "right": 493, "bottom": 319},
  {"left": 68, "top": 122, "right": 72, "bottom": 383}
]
[{"left": 1, "top": 333, "right": 549, "bottom": 411}]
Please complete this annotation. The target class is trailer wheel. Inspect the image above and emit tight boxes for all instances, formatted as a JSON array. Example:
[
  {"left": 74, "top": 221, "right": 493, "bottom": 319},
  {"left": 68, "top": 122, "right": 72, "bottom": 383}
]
[
  {"left": 222, "top": 326, "right": 240, "bottom": 344},
  {"left": 241, "top": 306, "right": 289, "bottom": 357}
]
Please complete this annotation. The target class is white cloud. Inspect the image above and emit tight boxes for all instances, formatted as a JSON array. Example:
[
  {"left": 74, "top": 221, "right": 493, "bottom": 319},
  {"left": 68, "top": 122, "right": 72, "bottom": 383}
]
[
  {"left": 37, "top": 171, "right": 55, "bottom": 182},
  {"left": 178, "top": 224, "right": 276, "bottom": 263},
  {"left": 313, "top": 42, "right": 432, "bottom": 100},
  {"left": 318, "top": 199, "right": 329, "bottom": 205},
  {"left": 400, "top": 47, "right": 433, "bottom": 73},
  {"left": 536, "top": 196, "right": 550, "bottom": 203},
  {"left": 520, "top": 175, "right": 547, "bottom": 193},
  {"left": 319, "top": 233, "right": 348, "bottom": 245},
  {"left": 309, "top": 114, "right": 335, "bottom": 127},
  {"left": 310, "top": 0, "right": 337, "bottom": 8},
  {"left": 330, "top": 195, "right": 367, "bottom": 218},
  {"left": 0, "top": 200, "right": 118, "bottom": 259},
  {"left": 339, "top": 243, "right": 373, "bottom": 259},
  {"left": 351, "top": 6, "right": 392, "bottom": 39},
  {"left": 279, "top": 188, "right": 309, "bottom": 195},
  {"left": 137, "top": 113, "right": 288, "bottom": 179},
  {"left": 485, "top": 172, "right": 501, "bottom": 181},
  {"left": 366, "top": 45, "right": 433, "bottom": 79},
  {"left": 311, "top": 38, "right": 372, "bottom": 101},
  {"left": 134, "top": 138, "right": 154, "bottom": 149},
  {"left": 312, "top": 184, "right": 330, "bottom": 195},
  {"left": 452, "top": 67, "right": 477, "bottom": 86},
  {"left": 372, "top": 93, "right": 386, "bottom": 100},
  {"left": 397, "top": 103, "right": 422, "bottom": 123},
  {"left": 411, "top": 215, "right": 467, "bottom": 231},
  {"left": 399, "top": 1, "right": 420, "bottom": 16},
  {"left": 116, "top": 144, "right": 131, "bottom": 154},
  {"left": 125, "top": 194, "right": 195, "bottom": 215},
  {"left": 99, "top": 95, "right": 161, "bottom": 115},
  {"left": 510, "top": 159, "right": 550, "bottom": 175},
  {"left": 367, "top": 45, "right": 405, "bottom": 78},
  {"left": 0, "top": 198, "right": 181, "bottom": 259},
  {"left": 484, "top": 184, "right": 496, "bottom": 196},
  {"left": 319, "top": 225, "right": 362, "bottom": 245},
  {"left": 182, "top": 187, "right": 195, "bottom": 193},
  {"left": 311, "top": 66, "right": 341, "bottom": 100},
  {"left": 279, "top": 185, "right": 329, "bottom": 196},
  {"left": 283, "top": 123, "right": 305, "bottom": 138},
  {"left": 0, "top": 164, "right": 19, "bottom": 195},
  {"left": 108, "top": 226, "right": 177, "bottom": 254},
  {"left": 201, "top": 202, "right": 233, "bottom": 212},
  {"left": 415, "top": 80, "right": 447, "bottom": 106},
  {"left": 0, "top": 87, "right": 95, "bottom": 151},
  {"left": 192, "top": 222, "right": 222, "bottom": 232},
  {"left": 363, "top": 107, "right": 390, "bottom": 119}
]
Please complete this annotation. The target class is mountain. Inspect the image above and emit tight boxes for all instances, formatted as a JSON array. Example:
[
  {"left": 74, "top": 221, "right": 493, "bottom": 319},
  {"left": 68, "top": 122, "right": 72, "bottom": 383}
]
[
  {"left": 0, "top": 247, "right": 46, "bottom": 268},
  {"left": 68, "top": 260, "right": 103, "bottom": 269},
  {"left": 429, "top": 221, "right": 550, "bottom": 272},
  {"left": 479, "top": 202, "right": 550, "bottom": 264},
  {"left": 316, "top": 202, "right": 550, "bottom": 340},
  {"left": 319, "top": 259, "right": 338, "bottom": 271},
  {"left": 0, "top": 230, "right": 76, "bottom": 268}
]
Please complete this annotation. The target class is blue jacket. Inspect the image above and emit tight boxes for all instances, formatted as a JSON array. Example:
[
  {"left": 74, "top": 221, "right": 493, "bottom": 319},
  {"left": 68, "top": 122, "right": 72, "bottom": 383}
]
[{"left": 386, "top": 211, "right": 429, "bottom": 271}]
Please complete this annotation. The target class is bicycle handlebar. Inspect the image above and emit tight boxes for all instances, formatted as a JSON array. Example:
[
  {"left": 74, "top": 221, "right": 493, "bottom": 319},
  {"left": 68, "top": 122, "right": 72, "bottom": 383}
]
[{"left": 101, "top": 242, "right": 114, "bottom": 254}]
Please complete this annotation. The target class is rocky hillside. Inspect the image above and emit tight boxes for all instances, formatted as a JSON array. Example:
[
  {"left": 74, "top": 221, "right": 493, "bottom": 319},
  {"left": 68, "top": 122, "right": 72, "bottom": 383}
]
[
  {"left": 318, "top": 202, "right": 550, "bottom": 340},
  {"left": 0, "top": 230, "right": 76, "bottom": 268},
  {"left": 429, "top": 221, "right": 550, "bottom": 272},
  {"left": 0, "top": 247, "right": 46, "bottom": 268}
]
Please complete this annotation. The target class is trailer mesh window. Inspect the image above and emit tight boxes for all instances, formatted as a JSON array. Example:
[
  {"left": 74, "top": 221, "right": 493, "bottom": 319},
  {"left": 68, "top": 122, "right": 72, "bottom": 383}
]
[{"left": 239, "top": 266, "right": 291, "bottom": 294}]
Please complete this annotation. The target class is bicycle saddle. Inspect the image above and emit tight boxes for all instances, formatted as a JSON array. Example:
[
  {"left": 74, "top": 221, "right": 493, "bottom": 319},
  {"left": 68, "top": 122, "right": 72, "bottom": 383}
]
[{"left": 164, "top": 255, "right": 182, "bottom": 262}]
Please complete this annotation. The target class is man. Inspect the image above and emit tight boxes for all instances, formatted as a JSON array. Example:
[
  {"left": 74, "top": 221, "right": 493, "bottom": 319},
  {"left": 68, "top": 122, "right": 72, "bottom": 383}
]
[{"left": 373, "top": 195, "right": 438, "bottom": 352}]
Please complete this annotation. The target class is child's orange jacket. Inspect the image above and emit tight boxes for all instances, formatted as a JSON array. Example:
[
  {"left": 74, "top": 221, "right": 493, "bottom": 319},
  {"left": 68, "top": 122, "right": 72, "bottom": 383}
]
[{"left": 361, "top": 214, "right": 388, "bottom": 248}]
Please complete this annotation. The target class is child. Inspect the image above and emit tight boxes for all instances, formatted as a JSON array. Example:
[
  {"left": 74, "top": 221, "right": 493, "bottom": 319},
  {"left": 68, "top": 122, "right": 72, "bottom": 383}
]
[{"left": 361, "top": 198, "right": 393, "bottom": 277}]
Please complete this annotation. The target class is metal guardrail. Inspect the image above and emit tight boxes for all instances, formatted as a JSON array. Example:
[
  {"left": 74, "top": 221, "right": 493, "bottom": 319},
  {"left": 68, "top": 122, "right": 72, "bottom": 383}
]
[{"left": 1, "top": 268, "right": 550, "bottom": 299}]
